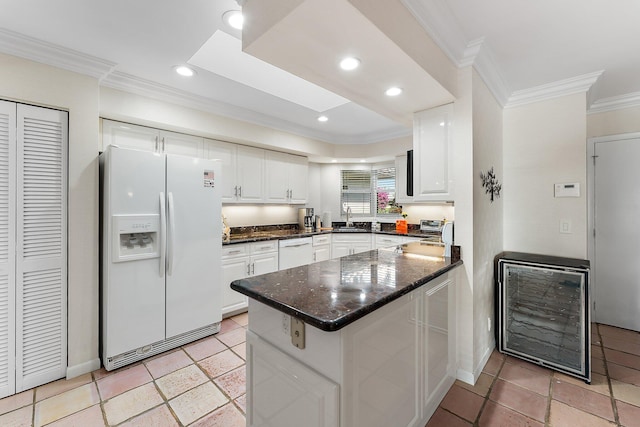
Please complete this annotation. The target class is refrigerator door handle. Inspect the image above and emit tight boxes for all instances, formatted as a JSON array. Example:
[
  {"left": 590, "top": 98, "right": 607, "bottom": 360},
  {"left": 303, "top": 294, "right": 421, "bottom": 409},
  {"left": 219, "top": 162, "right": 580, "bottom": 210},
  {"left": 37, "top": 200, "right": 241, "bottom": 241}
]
[
  {"left": 159, "top": 192, "right": 166, "bottom": 277},
  {"left": 167, "top": 192, "right": 176, "bottom": 276}
]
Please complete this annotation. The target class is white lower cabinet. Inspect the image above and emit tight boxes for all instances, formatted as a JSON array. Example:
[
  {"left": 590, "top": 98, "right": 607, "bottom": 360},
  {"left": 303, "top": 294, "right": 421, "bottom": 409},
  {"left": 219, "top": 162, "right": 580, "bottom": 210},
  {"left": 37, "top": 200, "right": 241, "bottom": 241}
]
[
  {"left": 312, "top": 234, "right": 331, "bottom": 263},
  {"left": 331, "top": 234, "right": 372, "bottom": 259},
  {"left": 373, "top": 234, "right": 404, "bottom": 249},
  {"left": 246, "top": 268, "right": 458, "bottom": 427},
  {"left": 247, "top": 331, "right": 339, "bottom": 427},
  {"left": 221, "top": 241, "right": 278, "bottom": 317}
]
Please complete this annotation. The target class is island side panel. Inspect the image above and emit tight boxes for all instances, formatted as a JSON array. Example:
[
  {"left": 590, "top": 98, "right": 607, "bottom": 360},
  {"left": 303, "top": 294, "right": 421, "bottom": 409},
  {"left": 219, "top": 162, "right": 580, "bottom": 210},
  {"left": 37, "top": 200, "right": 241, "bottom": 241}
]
[{"left": 247, "top": 299, "right": 343, "bottom": 383}]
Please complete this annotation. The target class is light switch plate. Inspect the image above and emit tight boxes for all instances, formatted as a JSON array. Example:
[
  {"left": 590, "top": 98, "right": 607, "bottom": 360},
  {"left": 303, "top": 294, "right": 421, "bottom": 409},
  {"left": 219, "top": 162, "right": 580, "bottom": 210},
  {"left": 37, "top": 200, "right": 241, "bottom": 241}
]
[
  {"left": 290, "top": 318, "right": 305, "bottom": 349},
  {"left": 560, "top": 219, "right": 572, "bottom": 234}
]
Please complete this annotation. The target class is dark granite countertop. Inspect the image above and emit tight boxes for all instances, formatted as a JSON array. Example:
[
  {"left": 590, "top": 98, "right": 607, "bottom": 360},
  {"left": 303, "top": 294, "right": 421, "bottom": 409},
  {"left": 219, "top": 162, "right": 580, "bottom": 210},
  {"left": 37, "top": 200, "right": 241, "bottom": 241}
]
[
  {"left": 231, "top": 241, "right": 462, "bottom": 332},
  {"left": 223, "top": 228, "right": 441, "bottom": 245}
]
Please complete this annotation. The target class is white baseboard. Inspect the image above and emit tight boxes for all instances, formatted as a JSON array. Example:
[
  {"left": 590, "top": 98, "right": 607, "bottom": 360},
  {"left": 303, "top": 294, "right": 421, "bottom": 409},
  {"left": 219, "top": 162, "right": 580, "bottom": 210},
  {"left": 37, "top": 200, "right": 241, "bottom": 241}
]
[
  {"left": 456, "top": 368, "right": 475, "bottom": 385},
  {"left": 66, "top": 358, "right": 101, "bottom": 379},
  {"left": 456, "top": 343, "right": 495, "bottom": 386}
]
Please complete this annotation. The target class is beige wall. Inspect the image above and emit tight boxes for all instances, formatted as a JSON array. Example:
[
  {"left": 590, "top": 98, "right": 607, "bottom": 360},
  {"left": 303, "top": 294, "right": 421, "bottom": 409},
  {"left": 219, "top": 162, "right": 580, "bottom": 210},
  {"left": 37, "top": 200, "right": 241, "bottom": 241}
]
[
  {"left": 588, "top": 105, "right": 640, "bottom": 138},
  {"left": 503, "top": 93, "right": 588, "bottom": 259},
  {"left": 451, "top": 67, "right": 475, "bottom": 381},
  {"left": 0, "top": 53, "right": 101, "bottom": 375},
  {"left": 471, "top": 69, "right": 503, "bottom": 376}
]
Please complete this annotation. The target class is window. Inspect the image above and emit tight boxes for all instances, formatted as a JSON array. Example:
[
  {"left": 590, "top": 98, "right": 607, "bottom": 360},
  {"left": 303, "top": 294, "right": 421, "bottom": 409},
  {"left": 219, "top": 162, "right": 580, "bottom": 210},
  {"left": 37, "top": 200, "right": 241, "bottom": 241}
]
[
  {"left": 341, "top": 170, "right": 372, "bottom": 215},
  {"left": 340, "top": 166, "right": 400, "bottom": 217},
  {"left": 375, "top": 166, "right": 400, "bottom": 215}
]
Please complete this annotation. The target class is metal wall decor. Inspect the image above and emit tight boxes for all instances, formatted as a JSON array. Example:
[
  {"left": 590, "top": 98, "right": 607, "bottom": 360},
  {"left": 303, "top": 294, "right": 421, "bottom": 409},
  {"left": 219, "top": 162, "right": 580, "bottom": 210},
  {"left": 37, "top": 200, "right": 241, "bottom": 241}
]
[{"left": 480, "top": 167, "right": 502, "bottom": 202}]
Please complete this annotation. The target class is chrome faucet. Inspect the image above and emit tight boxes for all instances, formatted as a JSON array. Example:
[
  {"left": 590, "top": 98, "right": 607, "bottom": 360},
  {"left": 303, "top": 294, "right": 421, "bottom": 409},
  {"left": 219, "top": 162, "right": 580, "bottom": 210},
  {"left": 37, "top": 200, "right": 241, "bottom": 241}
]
[{"left": 346, "top": 206, "right": 353, "bottom": 227}]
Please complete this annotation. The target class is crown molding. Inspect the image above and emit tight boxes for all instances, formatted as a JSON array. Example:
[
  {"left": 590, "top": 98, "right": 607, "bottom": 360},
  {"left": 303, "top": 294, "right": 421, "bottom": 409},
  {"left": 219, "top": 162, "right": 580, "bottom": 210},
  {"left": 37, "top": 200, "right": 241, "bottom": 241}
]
[
  {"left": 588, "top": 91, "right": 640, "bottom": 114},
  {"left": 101, "top": 71, "right": 408, "bottom": 145},
  {"left": 461, "top": 38, "right": 510, "bottom": 106},
  {"left": 402, "top": 0, "right": 509, "bottom": 107},
  {"left": 505, "top": 71, "right": 604, "bottom": 108},
  {"left": 401, "top": 0, "right": 467, "bottom": 67},
  {"left": 0, "top": 28, "right": 115, "bottom": 78}
]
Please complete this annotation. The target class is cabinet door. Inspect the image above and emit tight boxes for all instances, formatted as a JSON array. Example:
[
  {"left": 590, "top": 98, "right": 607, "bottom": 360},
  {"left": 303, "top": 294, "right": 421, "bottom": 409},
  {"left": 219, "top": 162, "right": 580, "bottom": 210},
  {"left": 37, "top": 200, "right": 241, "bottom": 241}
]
[
  {"left": 237, "top": 146, "right": 264, "bottom": 203},
  {"left": 331, "top": 244, "right": 350, "bottom": 259},
  {"left": 413, "top": 104, "right": 454, "bottom": 201},
  {"left": 342, "top": 293, "right": 420, "bottom": 427},
  {"left": 207, "top": 139, "right": 237, "bottom": 203},
  {"left": 264, "top": 151, "right": 290, "bottom": 203},
  {"left": 247, "top": 331, "right": 339, "bottom": 427},
  {"left": 221, "top": 256, "right": 251, "bottom": 316},
  {"left": 421, "top": 275, "right": 454, "bottom": 419},
  {"left": 313, "top": 246, "right": 331, "bottom": 263},
  {"left": 252, "top": 252, "right": 279, "bottom": 276},
  {"left": 102, "top": 120, "right": 159, "bottom": 152},
  {"left": 288, "top": 155, "right": 308, "bottom": 204},
  {"left": 160, "top": 131, "right": 204, "bottom": 158},
  {"left": 352, "top": 242, "right": 373, "bottom": 255}
]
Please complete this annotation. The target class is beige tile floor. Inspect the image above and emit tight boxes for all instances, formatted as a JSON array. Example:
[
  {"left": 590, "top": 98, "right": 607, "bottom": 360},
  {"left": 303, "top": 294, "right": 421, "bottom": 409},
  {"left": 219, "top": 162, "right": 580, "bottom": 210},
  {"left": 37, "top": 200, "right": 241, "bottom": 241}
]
[{"left": 1, "top": 319, "right": 639, "bottom": 426}]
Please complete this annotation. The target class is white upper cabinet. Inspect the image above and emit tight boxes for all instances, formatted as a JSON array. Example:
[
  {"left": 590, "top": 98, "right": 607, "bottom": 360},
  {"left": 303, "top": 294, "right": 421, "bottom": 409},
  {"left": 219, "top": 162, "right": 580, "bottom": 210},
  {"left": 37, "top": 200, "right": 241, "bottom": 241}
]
[
  {"left": 207, "top": 140, "right": 265, "bottom": 203},
  {"left": 395, "top": 154, "right": 413, "bottom": 204},
  {"left": 412, "top": 104, "right": 454, "bottom": 202},
  {"left": 236, "top": 145, "right": 265, "bottom": 203},
  {"left": 206, "top": 139, "right": 238, "bottom": 203},
  {"left": 102, "top": 120, "right": 204, "bottom": 157},
  {"left": 265, "top": 151, "right": 308, "bottom": 204}
]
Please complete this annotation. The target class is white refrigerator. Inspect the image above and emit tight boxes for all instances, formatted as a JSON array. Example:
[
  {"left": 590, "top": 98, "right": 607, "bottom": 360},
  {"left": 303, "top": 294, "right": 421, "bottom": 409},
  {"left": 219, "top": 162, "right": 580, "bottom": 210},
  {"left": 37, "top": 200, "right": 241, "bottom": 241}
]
[{"left": 101, "top": 146, "right": 222, "bottom": 370}]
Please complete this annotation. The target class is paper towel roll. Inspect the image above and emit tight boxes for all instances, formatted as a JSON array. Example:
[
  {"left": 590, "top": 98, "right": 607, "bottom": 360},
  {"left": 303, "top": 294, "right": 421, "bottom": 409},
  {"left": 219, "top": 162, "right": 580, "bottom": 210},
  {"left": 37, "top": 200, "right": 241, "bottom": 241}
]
[{"left": 322, "top": 212, "right": 332, "bottom": 228}]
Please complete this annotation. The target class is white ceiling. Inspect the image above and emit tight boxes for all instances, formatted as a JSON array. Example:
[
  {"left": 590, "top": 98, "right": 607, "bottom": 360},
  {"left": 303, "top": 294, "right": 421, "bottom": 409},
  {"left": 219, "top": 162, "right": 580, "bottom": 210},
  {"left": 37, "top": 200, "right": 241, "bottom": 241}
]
[{"left": 1, "top": 0, "right": 639, "bottom": 144}]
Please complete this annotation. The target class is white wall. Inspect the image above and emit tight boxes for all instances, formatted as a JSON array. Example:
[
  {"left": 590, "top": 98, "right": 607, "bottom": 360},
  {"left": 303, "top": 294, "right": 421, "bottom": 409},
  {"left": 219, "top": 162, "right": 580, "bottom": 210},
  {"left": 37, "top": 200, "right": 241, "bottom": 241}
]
[
  {"left": 0, "top": 53, "right": 101, "bottom": 375},
  {"left": 588, "top": 105, "right": 640, "bottom": 138},
  {"left": 451, "top": 67, "right": 475, "bottom": 381},
  {"left": 471, "top": 69, "right": 503, "bottom": 376},
  {"left": 503, "top": 93, "right": 587, "bottom": 259}
]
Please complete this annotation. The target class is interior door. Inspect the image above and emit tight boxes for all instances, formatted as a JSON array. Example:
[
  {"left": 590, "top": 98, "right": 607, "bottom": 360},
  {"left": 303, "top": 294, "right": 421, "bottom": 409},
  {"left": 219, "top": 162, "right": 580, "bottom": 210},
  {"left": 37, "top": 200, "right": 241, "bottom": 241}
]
[
  {"left": 594, "top": 137, "right": 640, "bottom": 331},
  {"left": 16, "top": 105, "right": 68, "bottom": 391},
  {"left": 165, "top": 155, "right": 221, "bottom": 338},
  {"left": 0, "top": 101, "right": 16, "bottom": 398}
]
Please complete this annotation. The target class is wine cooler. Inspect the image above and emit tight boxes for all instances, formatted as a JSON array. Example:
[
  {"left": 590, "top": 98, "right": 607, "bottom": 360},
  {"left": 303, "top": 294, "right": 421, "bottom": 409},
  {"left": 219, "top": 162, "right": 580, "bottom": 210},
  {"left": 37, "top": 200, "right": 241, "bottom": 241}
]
[{"left": 495, "top": 252, "right": 590, "bottom": 383}]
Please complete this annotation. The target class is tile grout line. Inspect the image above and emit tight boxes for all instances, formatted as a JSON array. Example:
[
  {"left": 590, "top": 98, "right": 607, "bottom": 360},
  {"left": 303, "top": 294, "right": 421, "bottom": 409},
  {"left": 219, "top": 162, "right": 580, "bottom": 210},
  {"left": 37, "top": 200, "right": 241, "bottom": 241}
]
[
  {"left": 471, "top": 353, "right": 507, "bottom": 427},
  {"left": 598, "top": 325, "right": 622, "bottom": 427}
]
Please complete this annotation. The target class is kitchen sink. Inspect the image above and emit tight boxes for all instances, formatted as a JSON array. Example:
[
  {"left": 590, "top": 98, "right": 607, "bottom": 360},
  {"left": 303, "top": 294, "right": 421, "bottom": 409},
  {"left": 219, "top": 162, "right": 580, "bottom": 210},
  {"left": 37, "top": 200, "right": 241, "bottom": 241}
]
[{"left": 334, "top": 227, "right": 369, "bottom": 233}]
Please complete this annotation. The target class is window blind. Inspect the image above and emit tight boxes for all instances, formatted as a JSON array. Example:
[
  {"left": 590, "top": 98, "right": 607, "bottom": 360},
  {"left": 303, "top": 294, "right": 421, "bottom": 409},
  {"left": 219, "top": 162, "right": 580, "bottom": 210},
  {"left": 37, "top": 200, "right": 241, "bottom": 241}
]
[{"left": 340, "top": 170, "right": 373, "bottom": 215}]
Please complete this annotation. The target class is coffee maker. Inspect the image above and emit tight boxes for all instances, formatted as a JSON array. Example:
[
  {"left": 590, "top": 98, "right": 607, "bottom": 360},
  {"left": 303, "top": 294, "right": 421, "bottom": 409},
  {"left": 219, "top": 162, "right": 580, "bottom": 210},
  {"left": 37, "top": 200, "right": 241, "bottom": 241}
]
[{"left": 298, "top": 208, "right": 314, "bottom": 232}]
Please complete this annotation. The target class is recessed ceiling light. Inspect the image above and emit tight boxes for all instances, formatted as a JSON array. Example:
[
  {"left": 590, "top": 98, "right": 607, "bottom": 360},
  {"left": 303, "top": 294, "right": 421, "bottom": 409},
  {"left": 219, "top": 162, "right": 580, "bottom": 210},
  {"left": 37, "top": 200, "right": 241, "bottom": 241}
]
[
  {"left": 331, "top": 159, "right": 337, "bottom": 163},
  {"left": 339, "top": 57, "right": 360, "bottom": 71},
  {"left": 224, "top": 10, "right": 244, "bottom": 30},
  {"left": 360, "top": 159, "right": 366, "bottom": 163},
  {"left": 175, "top": 65, "right": 195, "bottom": 77},
  {"left": 385, "top": 87, "right": 403, "bottom": 96},
  {"left": 317, "top": 115, "right": 329, "bottom": 122},
  {"left": 439, "top": 122, "right": 445, "bottom": 127}
]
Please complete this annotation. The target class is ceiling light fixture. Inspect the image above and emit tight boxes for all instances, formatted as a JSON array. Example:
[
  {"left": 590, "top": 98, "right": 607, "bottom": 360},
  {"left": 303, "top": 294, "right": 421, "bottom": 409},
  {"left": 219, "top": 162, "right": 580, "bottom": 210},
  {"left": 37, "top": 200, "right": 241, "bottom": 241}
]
[
  {"left": 224, "top": 10, "right": 244, "bottom": 30},
  {"left": 318, "top": 115, "right": 329, "bottom": 122},
  {"left": 385, "top": 87, "right": 403, "bottom": 96},
  {"left": 339, "top": 57, "right": 360, "bottom": 71},
  {"left": 175, "top": 65, "right": 195, "bottom": 77}
]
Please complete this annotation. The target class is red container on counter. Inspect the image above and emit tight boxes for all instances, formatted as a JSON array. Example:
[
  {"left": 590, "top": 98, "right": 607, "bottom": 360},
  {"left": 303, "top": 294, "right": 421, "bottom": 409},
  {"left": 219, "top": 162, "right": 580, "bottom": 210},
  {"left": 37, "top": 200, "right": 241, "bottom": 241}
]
[{"left": 395, "top": 219, "right": 408, "bottom": 234}]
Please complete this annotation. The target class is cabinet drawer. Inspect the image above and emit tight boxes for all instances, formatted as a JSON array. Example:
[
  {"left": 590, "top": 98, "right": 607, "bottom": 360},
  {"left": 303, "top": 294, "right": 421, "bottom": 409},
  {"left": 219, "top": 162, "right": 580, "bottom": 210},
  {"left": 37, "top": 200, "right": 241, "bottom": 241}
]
[
  {"left": 222, "top": 244, "right": 250, "bottom": 258},
  {"left": 331, "top": 233, "right": 372, "bottom": 244},
  {"left": 251, "top": 240, "right": 278, "bottom": 254},
  {"left": 312, "top": 234, "right": 331, "bottom": 246}
]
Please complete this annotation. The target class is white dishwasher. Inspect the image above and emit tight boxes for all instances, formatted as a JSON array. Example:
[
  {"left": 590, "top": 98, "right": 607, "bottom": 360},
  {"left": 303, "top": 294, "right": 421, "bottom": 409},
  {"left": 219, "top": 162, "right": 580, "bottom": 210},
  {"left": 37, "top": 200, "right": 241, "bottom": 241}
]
[{"left": 279, "top": 237, "right": 313, "bottom": 269}]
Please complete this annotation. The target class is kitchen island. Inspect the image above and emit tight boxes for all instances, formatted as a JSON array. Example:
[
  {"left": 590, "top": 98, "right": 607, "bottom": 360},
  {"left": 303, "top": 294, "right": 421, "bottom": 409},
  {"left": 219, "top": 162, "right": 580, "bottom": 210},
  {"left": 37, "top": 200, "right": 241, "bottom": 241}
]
[{"left": 231, "top": 242, "right": 462, "bottom": 427}]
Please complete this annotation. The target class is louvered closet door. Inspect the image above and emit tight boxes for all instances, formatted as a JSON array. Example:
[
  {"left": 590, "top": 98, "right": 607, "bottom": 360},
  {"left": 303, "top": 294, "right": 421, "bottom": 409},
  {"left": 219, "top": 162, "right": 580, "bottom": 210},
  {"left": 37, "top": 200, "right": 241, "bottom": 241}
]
[
  {"left": 0, "top": 101, "right": 16, "bottom": 399},
  {"left": 15, "top": 105, "right": 67, "bottom": 392}
]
